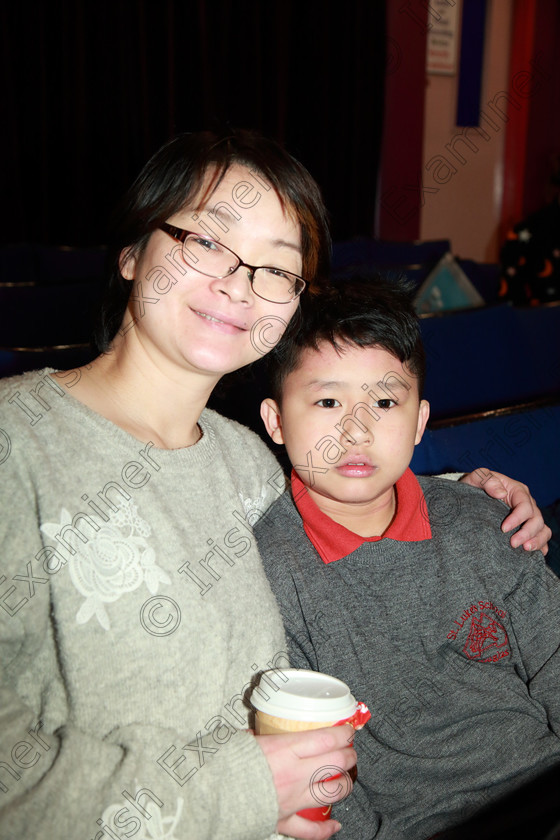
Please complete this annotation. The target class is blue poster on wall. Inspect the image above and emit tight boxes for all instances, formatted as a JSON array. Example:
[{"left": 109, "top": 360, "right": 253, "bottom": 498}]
[{"left": 456, "top": 0, "right": 487, "bottom": 126}]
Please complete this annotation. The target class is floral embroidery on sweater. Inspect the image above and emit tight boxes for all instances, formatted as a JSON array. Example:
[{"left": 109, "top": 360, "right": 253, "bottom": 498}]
[
  {"left": 100, "top": 785, "right": 184, "bottom": 839},
  {"left": 40, "top": 499, "right": 170, "bottom": 630},
  {"left": 238, "top": 487, "right": 269, "bottom": 527}
]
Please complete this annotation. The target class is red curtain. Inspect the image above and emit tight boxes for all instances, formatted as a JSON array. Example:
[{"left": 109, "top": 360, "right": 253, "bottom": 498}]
[
  {"left": 500, "top": 0, "right": 560, "bottom": 235},
  {"left": 376, "top": 0, "right": 428, "bottom": 241}
]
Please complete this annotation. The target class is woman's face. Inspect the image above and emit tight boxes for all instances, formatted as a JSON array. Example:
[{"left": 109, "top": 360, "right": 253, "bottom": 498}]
[{"left": 119, "top": 164, "right": 302, "bottom": 381}]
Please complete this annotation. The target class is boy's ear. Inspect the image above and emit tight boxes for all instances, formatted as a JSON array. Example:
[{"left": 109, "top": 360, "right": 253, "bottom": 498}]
[
  {"left": 260, "top": 398, "right": 285, "bottom": 445},
  {"left": 415, "top": 399, "right": 430, "bottom": 445},
  {"left": 119, "top": 246, "right": 138, "bottom": 280}
]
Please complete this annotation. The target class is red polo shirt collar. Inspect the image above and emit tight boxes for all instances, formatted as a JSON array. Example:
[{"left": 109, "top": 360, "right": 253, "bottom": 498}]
[{"left": 291, "top": 467, "right": 432, "bottom": 564}]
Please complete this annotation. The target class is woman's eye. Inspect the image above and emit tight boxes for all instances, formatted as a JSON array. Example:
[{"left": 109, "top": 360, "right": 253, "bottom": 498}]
[
  {"left": 201, "top": 239, "right": 218, "bottom": 251},
  {"left": 373, "top": 398, "right": 396, "bottom": 410},
  {"left": 316, "top": 398, "right": 341, "bottom": 408},
  {"left": 192, "top": 236, "right": 219, "bottom": 252},
  {"left": 265, "top": 267, "right": 291, "bottom": 280}
]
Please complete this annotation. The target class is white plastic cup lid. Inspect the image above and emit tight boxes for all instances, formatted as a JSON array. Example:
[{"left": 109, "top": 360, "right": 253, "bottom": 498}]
[{"left": 250, "top": 669, "right": 357, "bottom": 722}]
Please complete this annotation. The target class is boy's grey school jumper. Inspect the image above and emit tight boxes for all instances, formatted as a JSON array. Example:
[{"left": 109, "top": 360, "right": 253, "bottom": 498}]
[{"left": 255, "top": 470, "right": 560, "bottom": 840}]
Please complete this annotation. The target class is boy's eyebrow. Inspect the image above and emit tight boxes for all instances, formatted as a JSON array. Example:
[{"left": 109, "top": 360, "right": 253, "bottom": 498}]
[
  {"left": 376, "top": 380, "right": 410, "bottom": 395},
  {"left": 304, "top": 379, "right": 346, "bottom": 390},
  {"left": 303, "top": 377, "right": 413, "bottom": 395}
]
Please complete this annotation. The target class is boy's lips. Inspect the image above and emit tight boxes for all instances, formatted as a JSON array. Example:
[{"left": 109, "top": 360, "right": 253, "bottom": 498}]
[{"left": 336, "top": 456, "right": 376, "bottom": 478}]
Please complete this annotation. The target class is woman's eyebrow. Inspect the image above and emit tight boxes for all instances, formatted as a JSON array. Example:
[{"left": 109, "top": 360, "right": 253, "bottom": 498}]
[
  {"left": 197, "top": 206, "right": 301, "bottom": 253},
  {"left": 210, "top": 205, "right": 240, "bottom": 224},
  {"left": 271, "top": 238, "right": 301, "bottom": 253}
]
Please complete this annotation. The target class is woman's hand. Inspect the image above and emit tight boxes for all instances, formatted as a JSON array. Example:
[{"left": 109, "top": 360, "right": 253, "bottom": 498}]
[
  {"left": 460, "top": 468, "right": 551, "bottom": 555},
  {"left": 256, "top": 725, "right": 356, "bottom": 839}
]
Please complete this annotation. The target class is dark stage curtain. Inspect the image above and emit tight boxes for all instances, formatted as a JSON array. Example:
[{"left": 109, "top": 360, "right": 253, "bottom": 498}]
[{"left": 2, "top": 1, "right": 386, "bottom": 247}]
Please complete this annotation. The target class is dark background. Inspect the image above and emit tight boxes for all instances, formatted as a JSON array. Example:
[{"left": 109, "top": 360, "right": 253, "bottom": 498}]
[{"left": 2, "top": 0, "right": 386, "bottom": 246}]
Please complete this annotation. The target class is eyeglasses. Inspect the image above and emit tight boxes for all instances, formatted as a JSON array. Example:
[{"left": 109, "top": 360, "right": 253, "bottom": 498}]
[{"left": 159, "top": 222, "right": 306, "bottom": 304}]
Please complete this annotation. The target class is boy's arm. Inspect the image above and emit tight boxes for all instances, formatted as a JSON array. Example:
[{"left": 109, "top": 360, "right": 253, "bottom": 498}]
[{"left": 504, "top": 555, "right": 560, "bottom": 734}]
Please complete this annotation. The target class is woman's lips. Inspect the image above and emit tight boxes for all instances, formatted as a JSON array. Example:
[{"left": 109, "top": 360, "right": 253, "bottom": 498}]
[{"left": 192, "top": 308, "right": 248, "bottom": 333}]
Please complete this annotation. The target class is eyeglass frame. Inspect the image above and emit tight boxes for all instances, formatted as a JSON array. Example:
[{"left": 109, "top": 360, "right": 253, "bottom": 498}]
[{"left": 159, "top": 222, "right": 307, "bottom": 304}]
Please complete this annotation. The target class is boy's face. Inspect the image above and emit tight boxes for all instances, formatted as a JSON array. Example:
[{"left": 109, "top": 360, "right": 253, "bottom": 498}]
[{"left": 261, "top": 341, "right": 429, "bottom": 525}]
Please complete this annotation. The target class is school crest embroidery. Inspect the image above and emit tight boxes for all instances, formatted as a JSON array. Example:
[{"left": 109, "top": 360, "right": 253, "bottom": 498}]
[
  {"left": 463, "top": 610, "right": 510, "bottom": 661},
  {"left": 447, "top": 601, "right": 511, "bottom": 663}
]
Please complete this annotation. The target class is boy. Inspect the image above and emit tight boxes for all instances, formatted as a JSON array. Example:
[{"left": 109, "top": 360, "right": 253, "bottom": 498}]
[{"left": 254, "top": 277, "right": 560, "bottom": 840}]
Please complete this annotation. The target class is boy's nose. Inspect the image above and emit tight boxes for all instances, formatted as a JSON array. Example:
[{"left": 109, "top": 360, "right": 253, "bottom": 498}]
[{"left": 338, "top": 420, "right": 373, "bottom": 446}]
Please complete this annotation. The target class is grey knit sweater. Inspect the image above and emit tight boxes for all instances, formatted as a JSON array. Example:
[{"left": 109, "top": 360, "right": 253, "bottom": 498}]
[
  {"left": 254, "top": 476, "right": 560, "bottom": 840},
  {"left": 0, "top": 369, "right": 289, "bottom": 840}
]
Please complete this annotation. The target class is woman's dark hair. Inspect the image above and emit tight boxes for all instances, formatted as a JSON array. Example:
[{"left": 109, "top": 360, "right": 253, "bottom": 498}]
[
  {"left": 94, "top": 129, "right": 331, "bottom": 351},
  {"left": 267, "top": 274, "right": 427, "bottom": 402}
]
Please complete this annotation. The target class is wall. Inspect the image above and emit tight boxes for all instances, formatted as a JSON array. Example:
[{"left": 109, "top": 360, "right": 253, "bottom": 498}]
[{"left": 420, "top": 0, "right": 513, "bottom": 262}]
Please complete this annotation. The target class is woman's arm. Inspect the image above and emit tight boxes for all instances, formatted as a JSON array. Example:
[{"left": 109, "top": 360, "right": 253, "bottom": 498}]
[
  {"left": 459, "top": 468, "right": 551, "bottom": 554},
  {"left": 0, "top": 438, "right": 279, "bottom": 840}
]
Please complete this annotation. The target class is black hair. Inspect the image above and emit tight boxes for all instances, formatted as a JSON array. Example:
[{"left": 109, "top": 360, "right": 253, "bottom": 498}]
[
  {"left": 267, "top": 274, "right": 426, "bottom": 402},
  {"left": 94, "top": 128, "right": 331, "bottom": 351}
]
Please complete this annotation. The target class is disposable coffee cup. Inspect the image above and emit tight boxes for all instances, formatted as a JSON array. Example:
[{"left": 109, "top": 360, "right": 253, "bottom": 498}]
[{"left": 251, "top": 669, "right": 369, "bottom": 821}]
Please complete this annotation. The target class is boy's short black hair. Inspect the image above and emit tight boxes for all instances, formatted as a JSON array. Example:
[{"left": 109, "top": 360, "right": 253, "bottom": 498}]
[{"left": 268, "top": 274, "right": 426, "bottom": 402}]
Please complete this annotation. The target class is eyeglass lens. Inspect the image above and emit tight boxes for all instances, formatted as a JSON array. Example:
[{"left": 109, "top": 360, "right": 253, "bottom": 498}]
[{"left": 182, "top": 235, "right": 302, "bottom": 303}]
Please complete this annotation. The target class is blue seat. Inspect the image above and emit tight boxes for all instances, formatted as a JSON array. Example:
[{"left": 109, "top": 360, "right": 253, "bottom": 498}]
[
  {"left": 410, "top": 402, "right": 560, "bottom": 507},
  {"left": 0, "top": 281, "right": 100, "bottom": 347},
  {"left": 0, "top": 244, "right": 37, "bottom": 285},
  {"left": 35, "top": 244, "right": 106, "bottom": 285},
  {"left": 456, "top": 258, "right": 501, "bottom": 303},
  {"left": 420, "top": 303, "right": 560, "bottom": 419},
  {"left": 332, "top": 238, "right": 451, "bottom": 272},
  {"left": 0, "top": 243, "right": 106, "bottom": 286},
  {"left": 0, "top": 243, "right": 104, "bottom": 377},
  {"left": 0, "top": 346, "right": 95, "bottom": 379}
]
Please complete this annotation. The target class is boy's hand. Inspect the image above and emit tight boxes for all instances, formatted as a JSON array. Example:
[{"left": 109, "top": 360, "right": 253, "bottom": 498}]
[
  {"left": 256, "top": 725, "right": 356, "bottom": 839},
  {"left": 459, "top": 468, "right": 551, "bottom": 555}
]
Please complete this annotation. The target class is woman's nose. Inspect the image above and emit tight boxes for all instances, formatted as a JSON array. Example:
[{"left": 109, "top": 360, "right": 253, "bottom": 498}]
[{"left": 213, "top": 265, "right": 254, "bottom": 302}]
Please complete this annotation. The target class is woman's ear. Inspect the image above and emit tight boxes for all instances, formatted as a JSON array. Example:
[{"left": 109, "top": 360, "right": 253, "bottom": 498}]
[
  {"left": 119, "top": 246, "right": 137, "bottom": 280},
  {"left": 260, "top": 398, "right": 285, "bottom": 444}
]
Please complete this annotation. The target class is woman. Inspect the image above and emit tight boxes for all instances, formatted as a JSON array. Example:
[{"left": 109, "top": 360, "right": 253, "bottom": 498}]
[{"left": 0, "top": 130, "right": 550, "bottom": 840}]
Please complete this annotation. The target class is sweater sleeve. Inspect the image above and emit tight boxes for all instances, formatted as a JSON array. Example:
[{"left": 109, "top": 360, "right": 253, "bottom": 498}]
[
  {"left": 504, "top": 554, "right": 560, "bottom": 735},
  {"left": 254, "top": 499, "right": 319, "bottom": 673},
  {"left": 0, "top": 426, "right": 279, "bottom": 839}
]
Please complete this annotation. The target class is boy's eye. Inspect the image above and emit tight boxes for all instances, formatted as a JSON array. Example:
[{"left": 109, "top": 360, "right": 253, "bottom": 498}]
[
  {"left": 315, "top": 398, "right": 341, "bottom": 408},
  {"left": 372, "top": 398, "right": 397, "bottom": 410}
]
